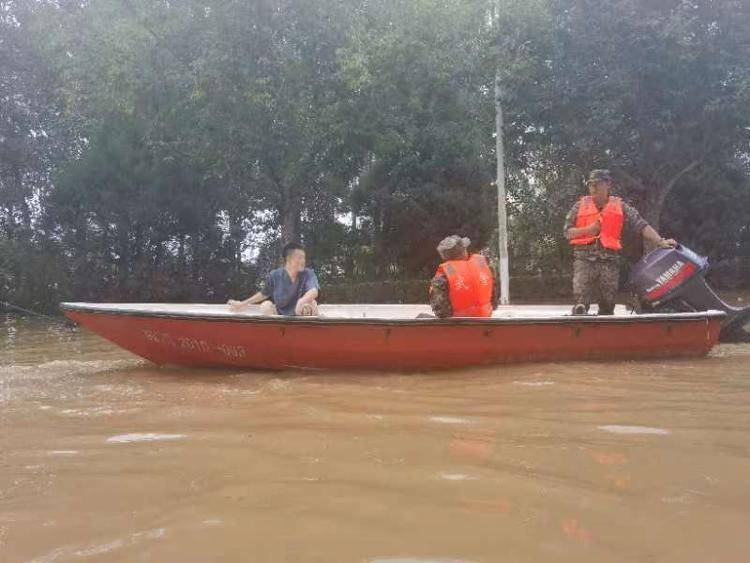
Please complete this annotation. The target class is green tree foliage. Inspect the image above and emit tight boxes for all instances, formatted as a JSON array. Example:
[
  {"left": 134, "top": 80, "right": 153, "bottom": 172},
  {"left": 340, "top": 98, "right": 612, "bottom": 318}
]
[
  {"left": 497, "top": 0, "right": 750, "bottom": 274},
  {"left": 0, "top": 0, "right": 73, "bottom": 309},
  {"left": 340, "top": 0, "right": 498, "bottom": 277},
  {"left": 0, "top": 0, "right": 748, "bottom": 312},
  {"left": 538, "top": 0, "right": 750, "bottom": 227}
]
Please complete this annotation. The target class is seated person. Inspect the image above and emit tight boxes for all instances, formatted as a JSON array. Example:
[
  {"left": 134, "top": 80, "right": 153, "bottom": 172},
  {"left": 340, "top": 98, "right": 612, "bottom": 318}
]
[
  {"left": 228, "top": 242, "right": 319, "bottom": 316},
  {"left": 428, "top": 235, "right": 497, "bottom": 318}
]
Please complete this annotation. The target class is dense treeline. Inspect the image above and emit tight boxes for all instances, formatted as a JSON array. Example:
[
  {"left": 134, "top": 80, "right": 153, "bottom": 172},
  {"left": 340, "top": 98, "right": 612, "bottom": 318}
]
[{"left": 1, "top": 0, "right": 749, "bottom": 312}]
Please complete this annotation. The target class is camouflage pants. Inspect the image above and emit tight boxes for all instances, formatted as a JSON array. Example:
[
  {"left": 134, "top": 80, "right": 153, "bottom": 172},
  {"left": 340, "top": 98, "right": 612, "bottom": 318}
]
[{"left": 572, "top": 258, "right": 619, "bottom": 315}]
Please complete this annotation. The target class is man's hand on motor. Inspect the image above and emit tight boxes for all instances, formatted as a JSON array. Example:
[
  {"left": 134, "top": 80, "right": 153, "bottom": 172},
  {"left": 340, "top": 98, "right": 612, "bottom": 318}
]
[{"left": 659, "top": 238, "right": 677, "bottom": 249}]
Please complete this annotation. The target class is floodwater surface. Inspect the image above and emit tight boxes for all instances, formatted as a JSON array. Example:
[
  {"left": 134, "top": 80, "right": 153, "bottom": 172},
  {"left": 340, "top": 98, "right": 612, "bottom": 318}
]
[{"left": 1, "top": 315, "right": 749, "bottom": 562}]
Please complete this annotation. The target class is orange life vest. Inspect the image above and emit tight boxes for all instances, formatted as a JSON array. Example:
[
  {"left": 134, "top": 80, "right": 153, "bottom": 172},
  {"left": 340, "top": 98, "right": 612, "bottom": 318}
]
[
  {"left": 434, "top": 254, "right": 493, "bottom": 317},
  {"left": 570, "top": 196, "right": 624, "bottom": 251}
]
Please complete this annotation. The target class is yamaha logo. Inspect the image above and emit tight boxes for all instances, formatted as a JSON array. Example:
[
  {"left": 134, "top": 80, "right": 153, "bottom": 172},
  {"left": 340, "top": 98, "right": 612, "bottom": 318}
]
[
  {"left": 644, "top": 259, "right": 697, "bottom": 303},
  {"left": 655, "top": 260, "right": 685, "bottom": 287},
  {"left": 645, "top": 260, "right": 686, "bottom": 294}
]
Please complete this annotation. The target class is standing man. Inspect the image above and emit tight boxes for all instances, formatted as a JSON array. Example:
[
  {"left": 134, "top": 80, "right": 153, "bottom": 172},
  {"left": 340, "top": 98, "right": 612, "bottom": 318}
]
[
  {"left": 428, "top": 235, "right": 497, "bottom": 318},
  {"left": 564, "top": 169, "right": 676, "bottom": 315},
  {"left": 228, "top": 242, "right": 320, "bottom": 316}
]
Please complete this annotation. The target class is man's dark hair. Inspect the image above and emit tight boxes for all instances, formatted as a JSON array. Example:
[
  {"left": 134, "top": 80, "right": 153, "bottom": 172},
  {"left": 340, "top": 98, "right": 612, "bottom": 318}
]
[{"left": 282, "top": 242, "right": 305, "bottom": 261}]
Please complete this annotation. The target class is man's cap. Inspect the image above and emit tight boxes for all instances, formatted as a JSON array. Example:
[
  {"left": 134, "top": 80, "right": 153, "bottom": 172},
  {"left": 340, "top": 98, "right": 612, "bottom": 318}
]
[
  {"left": 437, "top": 235, "right": 470, "bottom": 259},
  {"left": 586, "top": 169, "right": 613, "bottom": 186}
]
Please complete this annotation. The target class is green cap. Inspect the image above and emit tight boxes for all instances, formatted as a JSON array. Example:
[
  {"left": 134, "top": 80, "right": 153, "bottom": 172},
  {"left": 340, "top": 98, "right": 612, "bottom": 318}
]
[{"left": 437, "top": 235, "right": 470, "bottom": 260}]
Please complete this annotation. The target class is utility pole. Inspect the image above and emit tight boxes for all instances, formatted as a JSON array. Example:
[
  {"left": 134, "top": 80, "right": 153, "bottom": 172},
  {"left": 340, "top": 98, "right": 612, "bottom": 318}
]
[{"left": 494, "top": 24, "right": 510, "bottom": 305}]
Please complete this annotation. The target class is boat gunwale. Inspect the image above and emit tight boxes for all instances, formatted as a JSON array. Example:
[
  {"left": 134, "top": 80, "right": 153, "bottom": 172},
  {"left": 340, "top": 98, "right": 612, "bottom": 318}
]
[{"left": 60, "top": 302, "right": 726, "bottom": 327}]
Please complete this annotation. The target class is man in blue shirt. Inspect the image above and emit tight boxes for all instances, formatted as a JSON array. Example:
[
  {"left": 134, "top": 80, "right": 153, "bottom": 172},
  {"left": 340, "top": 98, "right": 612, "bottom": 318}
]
[{"left": 228, "top": 242, "right": 320, "bottom": 316}]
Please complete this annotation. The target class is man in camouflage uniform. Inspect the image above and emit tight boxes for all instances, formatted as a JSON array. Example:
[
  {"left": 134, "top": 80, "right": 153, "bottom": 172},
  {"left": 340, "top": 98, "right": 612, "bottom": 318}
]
[
  {"left": 564, "top": 169, "right": 676, "bottom": 315},
  {"left": 428, "top": 235, "right": 498, "bottom": 318}
]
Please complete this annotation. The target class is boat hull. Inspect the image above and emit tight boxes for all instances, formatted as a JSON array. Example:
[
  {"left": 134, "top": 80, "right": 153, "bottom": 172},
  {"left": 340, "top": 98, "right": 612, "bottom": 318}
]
[{"left": 61, "top": 304, "right": 723, "bottom": 371}]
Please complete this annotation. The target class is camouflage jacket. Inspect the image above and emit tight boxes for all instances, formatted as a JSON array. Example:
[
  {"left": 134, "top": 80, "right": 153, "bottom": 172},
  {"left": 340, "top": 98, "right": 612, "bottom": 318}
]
[
  {"left": 429, "top": 264, "right": 499, "bottom": 319},
  {"left": 563, "top": 198, "right": 649, "bottom": 261}
]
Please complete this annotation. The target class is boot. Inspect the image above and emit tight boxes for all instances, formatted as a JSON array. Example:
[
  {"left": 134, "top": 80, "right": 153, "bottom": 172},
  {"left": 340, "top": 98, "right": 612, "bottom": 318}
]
[
  {"left": 571, "top": 304, "right": 588, "bottom": 316},
  {"left": 598, "top": 303, "right": 615, "bottom": 316}
]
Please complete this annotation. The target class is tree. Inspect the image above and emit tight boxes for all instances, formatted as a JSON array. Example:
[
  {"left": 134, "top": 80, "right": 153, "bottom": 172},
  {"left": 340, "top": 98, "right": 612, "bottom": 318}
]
[
  {"left": 339, "top": 0, "right": 499, "bottom": 277},
  {"left": 2, "top": 0, "right": 748, "bottom": 312},
  {"left": 541, "top": 0, "right": 750, "bottom": 229},
  {"left": 0, "top": 0, "right": 57, "bottom": 239},
  {"left": 187, "top": 0, "right": 362, "bottom": 246}
]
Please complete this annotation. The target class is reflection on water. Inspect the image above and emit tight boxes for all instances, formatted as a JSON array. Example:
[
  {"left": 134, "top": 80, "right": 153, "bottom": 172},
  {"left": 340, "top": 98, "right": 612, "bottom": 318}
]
[{"left": 2, "top": 314, "right": 750, "bottom": 562}]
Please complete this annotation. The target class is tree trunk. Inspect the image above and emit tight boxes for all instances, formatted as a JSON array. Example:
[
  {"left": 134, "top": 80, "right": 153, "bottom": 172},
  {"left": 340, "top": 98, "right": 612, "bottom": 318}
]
[
  {"left": 640, "top": 159, "right": 702, "bottom": 233},
  {"left": 372, "top": 204, "right": 384, "bottom": 279},
  {"left": 280, "top": 197, "right": 300, "bottom": 245},
  {"left": 229, "top": 213, "right": 243, "bottom": 276},
  {"left": 642, "top": 186, "right": 667, "bottom": 232}
]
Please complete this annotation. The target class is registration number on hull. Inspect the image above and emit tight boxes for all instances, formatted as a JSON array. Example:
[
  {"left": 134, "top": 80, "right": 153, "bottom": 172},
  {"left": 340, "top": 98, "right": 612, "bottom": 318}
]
[{"left": 142, "top": 329, "right": 246, "bottom": 359}]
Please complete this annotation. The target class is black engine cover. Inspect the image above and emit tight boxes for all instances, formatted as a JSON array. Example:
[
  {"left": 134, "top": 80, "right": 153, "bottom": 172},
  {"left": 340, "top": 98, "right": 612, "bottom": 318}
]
[{"left": 629, "top": 245, "right": 750, "bottom": 342}]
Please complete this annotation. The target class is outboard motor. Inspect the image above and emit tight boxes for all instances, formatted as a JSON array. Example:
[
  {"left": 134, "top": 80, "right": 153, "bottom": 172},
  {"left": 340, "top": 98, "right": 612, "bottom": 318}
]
[{"left": 630, "top": 245, "right": 750, "bottom": 342}]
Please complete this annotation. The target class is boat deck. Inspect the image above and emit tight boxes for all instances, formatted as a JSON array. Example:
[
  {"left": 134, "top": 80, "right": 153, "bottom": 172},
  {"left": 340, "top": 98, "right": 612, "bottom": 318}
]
[{"left": 63, "top": 302, "right": 635, "bottom": 320}]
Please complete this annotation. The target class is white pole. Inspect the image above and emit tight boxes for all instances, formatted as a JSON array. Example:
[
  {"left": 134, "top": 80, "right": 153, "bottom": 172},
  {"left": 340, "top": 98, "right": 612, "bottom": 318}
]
[{"left": 494, "top": 69, "right": 510, "bottom": 305}]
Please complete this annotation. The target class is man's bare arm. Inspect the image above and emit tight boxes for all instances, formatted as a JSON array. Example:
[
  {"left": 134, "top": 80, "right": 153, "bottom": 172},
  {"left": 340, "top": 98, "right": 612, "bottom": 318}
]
[
  {"left": 228, "top": 291, "right": 268, "bottom": 311},
  {"left": 642, "top": 225, "right": 677, "bottom": 249},
  {"left": 294, "top": 288, "right": 319, "bottom": 315}
]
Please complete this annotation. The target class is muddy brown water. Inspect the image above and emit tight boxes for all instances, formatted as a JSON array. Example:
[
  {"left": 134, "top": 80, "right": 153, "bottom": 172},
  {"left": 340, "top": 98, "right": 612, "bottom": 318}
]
[{"left": 1, "top": 314, "right": 749, "bottom": 562}]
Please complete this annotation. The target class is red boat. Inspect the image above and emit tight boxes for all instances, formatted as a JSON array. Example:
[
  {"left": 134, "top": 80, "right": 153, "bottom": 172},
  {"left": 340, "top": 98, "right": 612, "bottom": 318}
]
[{"left": 60, "top": 303, "right": 724, "bottom": 371}]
